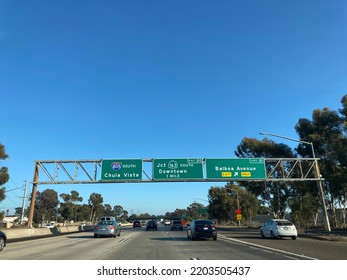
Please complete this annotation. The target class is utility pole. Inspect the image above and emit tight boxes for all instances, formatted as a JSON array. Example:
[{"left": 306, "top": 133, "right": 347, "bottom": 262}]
[
  {"left": 224, "top": 186, "right": 240, "bottom": 226},
  {"left": 21, "top": 180, "right": 28, "bottom": 225}
]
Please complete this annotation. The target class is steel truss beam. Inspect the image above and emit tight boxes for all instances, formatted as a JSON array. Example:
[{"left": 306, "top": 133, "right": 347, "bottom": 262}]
[{"left": 31, "top": 158, "right": 322, "bottom": 185}]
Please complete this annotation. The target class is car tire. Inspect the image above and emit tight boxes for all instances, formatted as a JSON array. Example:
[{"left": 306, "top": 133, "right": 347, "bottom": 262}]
[
  {"left": 260, "top": 230, "right": 265, "bottom": 238},
  {"left": 270, "top": 231, "right": 275, "bottom": 239},
  {"left": 94, "top": 234, "right": 98, "bottom": 238},
  {"left": 118, "top": 230, "right": 121, "bottom": 236},
  {"left": 291, "top": 236, "right": 296, "bottom": 240},
  {"left": 0, "top": 237, "right": 5, "bottom": 251},
  {"left": 213, "top": 236, "right": 217, "bottom": 241}
]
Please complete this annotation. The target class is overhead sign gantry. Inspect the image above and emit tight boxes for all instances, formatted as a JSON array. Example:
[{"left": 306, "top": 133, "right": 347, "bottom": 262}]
[
  {"left": 31, "top": 157, "right": 320, "bottom": 184},
  {"left": 27, "top": 157, "right": 324, "bottom": 229}
]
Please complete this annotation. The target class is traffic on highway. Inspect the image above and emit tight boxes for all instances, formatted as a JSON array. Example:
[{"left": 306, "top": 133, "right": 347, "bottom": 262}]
[{"left": 1, "top": 221, "right": 346, "bottom": 260}]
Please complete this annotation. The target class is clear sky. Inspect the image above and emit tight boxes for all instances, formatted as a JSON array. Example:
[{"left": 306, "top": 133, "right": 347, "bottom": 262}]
[{"left": 1, "top": 0, "right": 346, "bottom": 216}]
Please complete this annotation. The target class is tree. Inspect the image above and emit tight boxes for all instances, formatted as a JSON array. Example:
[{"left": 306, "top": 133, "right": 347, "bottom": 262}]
[
  {"left": 113, "top": 205, "right": 124, "bottom": 220},
  {"left": 235, "top": 137, "right": 295, "bottom": 217},
  {"left": 33, "top": 189, "right": 59, "bottom": 225},
  {"left": 59, "top": 190, "right": 83, "bottom": 222},
  {"left": 76, "top": 204, "right": 92, "bottom": 222},
  {"left": 295, "top": 104, "right": 347, "bottom": 227},
  {"left": 225, "top": 183, "right": 260, "bottom": 222},
  {"left": 88, "top": 192, "right": 104, "bottom": 223},
  {"left": 337, "top": 95, "right": 347, "bottom": 228},
  {"left": 0, "top": 143, "right": 9, "bottom": 205},
  {"left": 120, "top": 209, "right": 128, "bottom": 221},
  {"left": 289, "top": 193, "right": 321, "bottom": 228},
  {"left": 173, "top": 208, "right": 188, "bottom": 220},
  {"left": 208, "top": 184, "right": 260, "bottom": 224},
  {"left": 129, "top": 213, "right": 138, "bottom": 221},
  {"left": 101, "top": 204, "right": 112, "bottom": 216},
  {"left": 208, "top": 187, "right": 231, "bottom": 223},
  {"left": 189, "top": 202, "right": 208, "bottom": 220}
]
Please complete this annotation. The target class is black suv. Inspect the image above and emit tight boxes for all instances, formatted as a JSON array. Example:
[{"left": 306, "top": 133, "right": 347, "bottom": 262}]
[
  {"left": 187, "top": 219, "right": 217, "bottom": 240},
  {"left": 170, "top": 220, "right": 183, "bottom": 231},
  {"left": 146, "top": 220, "right": 158, "bottom": 231}
]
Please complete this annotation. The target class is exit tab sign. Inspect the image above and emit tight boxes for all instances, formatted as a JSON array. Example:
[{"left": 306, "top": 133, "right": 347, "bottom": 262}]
[
  {"left": 153, "top": 158, "right": 203, "bottom": 180},
  {"left": 101, "top": 159, "right": 143, "bottom": 181},
  {"left": 206, "top": 158, "right": 266, "bottom": 180}
]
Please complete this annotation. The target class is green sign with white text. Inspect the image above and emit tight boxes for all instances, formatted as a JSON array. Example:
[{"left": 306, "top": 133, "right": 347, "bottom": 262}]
[
  {"left": 206, "top": 158, "right": 266, "bottom": 180},
  {"left": 101, "top": 159, "right": 142, "bottom": 181},
  {"left": 153, "top": 158, "right": 203, "bottom": 180}
]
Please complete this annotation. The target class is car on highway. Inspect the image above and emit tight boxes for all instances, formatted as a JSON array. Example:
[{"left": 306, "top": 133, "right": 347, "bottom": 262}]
[
  {"left": 187, "top": 219, "right": 217, "bottom": 241},
  {"left": 133, "top": 220, "right": 142, "bottom": 228},
  {"left": 94, "top": 220, "right": 121, "bottom": 238},
  {"left": 146, "top": 220, "right": 158, "bottom": 231},
  {"left": 0, "top": 230, "right": 6, "bottom": 252},
  {"left": 170, "top": 220, "right": 183, "bottom": 231},
  {"left": 260, "top": 219, "right": 297, "bottom": 240}
]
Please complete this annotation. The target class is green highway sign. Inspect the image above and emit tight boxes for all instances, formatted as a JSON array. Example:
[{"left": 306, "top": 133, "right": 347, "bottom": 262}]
[
  {"left": 101, "top": 159, "right": 143, "bottom": 181},
  {"left": 206, "top": 158, "right": 266, "bottom": 180},
  {"left": 153, "top": 158, "right": 204, "bottom": 180},
  {"left": 197, "top": 208, "right": 209, "bottom": 213}
]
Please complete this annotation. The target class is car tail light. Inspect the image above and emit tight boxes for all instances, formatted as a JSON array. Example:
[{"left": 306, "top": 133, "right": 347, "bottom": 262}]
[
  {"left": 109, "top": 226, "right": 115, "bottom": 230},
  {"left": 95, "top": 226, "right": 99, "bottom": 230}
]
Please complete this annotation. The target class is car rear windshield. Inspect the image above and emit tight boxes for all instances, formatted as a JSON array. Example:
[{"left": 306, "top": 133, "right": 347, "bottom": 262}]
[
  {"left": 173, "top": 221, "right": 181, "bottom": 224},
  {"left": 100, "top": 217, "right": 114, "bottom": 221},
  {"left": 276, "top": 221, "right": 293, "bottom": 226},
  {"left": 195, "top": 220, "right": 213, "bottom": 225},
  {"left": 99, "top": 221, "right": 113, "bottom": 225}
]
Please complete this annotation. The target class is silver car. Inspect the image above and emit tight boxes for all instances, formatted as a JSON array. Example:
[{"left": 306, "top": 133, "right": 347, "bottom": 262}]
[
  {"left": 260, "top": 219, "right": 297, "bottom": 240},
  {"left": 94, "top": 220, "right": 121, "bottom": 238}
]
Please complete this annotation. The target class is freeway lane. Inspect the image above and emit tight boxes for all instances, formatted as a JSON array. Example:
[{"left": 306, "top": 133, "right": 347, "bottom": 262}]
[
  {"left": 217, "top": 227, "right": 347, "bottom": 260},
  {"left": 103, "top": 226, "right": 309, "bottom": 260},
  {"left": 0, "top": 224, "right": 332, "bottom": 260}
]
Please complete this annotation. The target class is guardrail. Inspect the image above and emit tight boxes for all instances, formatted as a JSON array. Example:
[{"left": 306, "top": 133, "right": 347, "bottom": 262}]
[{"left": 2, "top": 225, "right": 94, "bottom": 240}]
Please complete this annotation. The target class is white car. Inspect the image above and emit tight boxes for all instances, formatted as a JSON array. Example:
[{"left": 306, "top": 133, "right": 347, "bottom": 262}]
[
  {"left": 260, "top": 219, "right": 297, "bottom": 240},
  {"left": 43, "top": 223, "right": 55, "bottom": 228}
]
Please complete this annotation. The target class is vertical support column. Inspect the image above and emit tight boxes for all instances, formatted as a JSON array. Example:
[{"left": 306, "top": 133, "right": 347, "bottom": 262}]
[
  {"left": 236, "top": 190, "right": 240, "bottom": 227},
  {"left": 314, "top": 159, "right": 331, "bottom": 232},
  {"left": 20, "top": 180, "right": 28, "bottom": 225},
  {"left": 309, "top": 143, "right": 331, "bottom": 232},
  {"left": 27, "top": 162, "right": 40, "bottom": 228}
]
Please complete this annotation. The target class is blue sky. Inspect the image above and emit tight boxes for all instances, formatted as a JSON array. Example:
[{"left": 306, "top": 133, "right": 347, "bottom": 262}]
[{"left": 1, "top": 0, "right": 346, "bottom": 216}]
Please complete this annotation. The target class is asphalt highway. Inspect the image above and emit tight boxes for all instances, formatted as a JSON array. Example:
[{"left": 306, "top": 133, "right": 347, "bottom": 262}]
[{"left": 1, "top": 224, "right": 346, "bottom": 260}]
